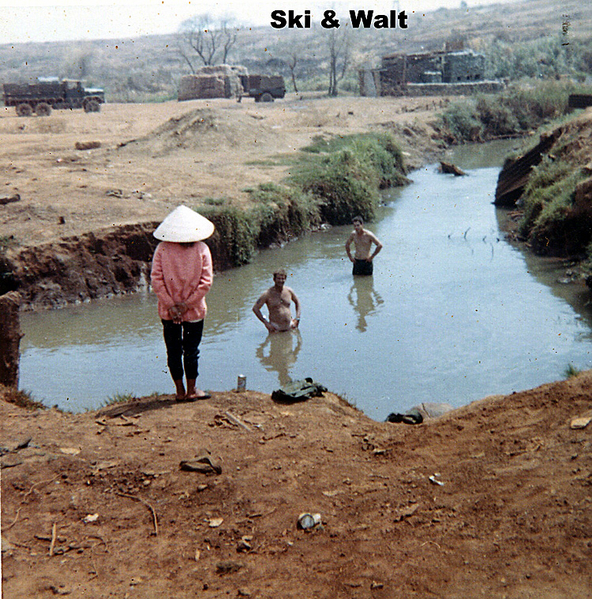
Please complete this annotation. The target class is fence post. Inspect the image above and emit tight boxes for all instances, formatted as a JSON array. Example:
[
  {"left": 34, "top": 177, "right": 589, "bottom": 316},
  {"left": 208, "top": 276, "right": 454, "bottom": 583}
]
[{"left": 0, "top": 291, "right": 22, "bottom": 388}]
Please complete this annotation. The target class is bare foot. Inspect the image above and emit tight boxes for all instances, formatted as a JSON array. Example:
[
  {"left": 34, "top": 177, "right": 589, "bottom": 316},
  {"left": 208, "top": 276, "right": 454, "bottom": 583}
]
[{"left": 174, "top": 380, "right": 186, "bottom": 400}]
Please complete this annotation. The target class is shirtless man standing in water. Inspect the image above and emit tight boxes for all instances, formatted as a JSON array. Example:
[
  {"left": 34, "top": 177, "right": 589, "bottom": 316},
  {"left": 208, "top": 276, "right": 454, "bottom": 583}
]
[
  {"left": 253, "top": 269, "right": 301, "bottom": 333},
  {"left": 345, "top": 215, "right": 383, "bottom": 276}
]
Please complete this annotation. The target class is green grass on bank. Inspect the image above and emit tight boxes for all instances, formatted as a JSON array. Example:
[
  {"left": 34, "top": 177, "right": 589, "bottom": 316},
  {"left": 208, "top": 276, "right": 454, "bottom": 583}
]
[
  {"left": 564, "top": 363, "right": 583, "bottom": 379},
  {"left": 437, "top": 80, "right": 588, "bottom": 143},
  {"left": 509, "top": 116, "right": 592, "bottom": 265},
  {"left": 199, "top": 132, "right": 408, "bottom": 268}
]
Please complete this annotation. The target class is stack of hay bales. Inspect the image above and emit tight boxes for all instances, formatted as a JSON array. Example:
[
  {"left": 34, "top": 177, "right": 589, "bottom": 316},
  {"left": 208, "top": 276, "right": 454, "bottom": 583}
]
[{"left": 178, "top": 65, "right": 248, "bottom": 101}]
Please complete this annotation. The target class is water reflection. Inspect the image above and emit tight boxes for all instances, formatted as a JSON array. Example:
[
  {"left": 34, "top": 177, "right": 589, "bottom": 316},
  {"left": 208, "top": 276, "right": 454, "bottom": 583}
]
[
  {"left": 347, "top": 276, "right": 384, "bottom": 332},
  {"left": 256, "top": 329, "right": 303, "bottom": 385},
  {"left": 444, "top": 138, "right": 524, "bottom": 171}
]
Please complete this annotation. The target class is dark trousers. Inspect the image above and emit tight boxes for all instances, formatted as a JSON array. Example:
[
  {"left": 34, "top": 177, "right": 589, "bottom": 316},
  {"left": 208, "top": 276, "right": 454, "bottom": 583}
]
[
  {"left": 162, "top": 319, "right": 204, "bottom": 381},
  {"left": 353, "top": 259, "right": 373, "bottom": 276}
]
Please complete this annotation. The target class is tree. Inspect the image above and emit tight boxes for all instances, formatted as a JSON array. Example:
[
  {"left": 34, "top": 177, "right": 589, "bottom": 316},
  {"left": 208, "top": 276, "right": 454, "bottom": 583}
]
[
  {"left": 326, "top": 27, "right": 352, "bottom": 96},
  {"left": 287, "top": 52, "right": 300, "bottom": 93},
  {"left": 283, "top": 37, "right": 314, "bottom": 93},
  {"left": 178, "top": 14, "right": 238, "bottom": 72}
]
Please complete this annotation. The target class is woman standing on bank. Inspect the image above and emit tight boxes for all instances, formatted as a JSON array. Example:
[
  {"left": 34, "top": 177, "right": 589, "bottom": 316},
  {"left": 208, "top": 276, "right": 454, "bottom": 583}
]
[{"left": 151, "top": 205, "right": 214, "bottom": 401}]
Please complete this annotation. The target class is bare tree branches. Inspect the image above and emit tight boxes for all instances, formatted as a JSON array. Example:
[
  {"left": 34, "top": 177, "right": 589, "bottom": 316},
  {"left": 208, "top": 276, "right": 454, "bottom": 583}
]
[
  {"left": 327, "top": 27, "right": 352, "bottom": 97},
  {"left": 178, "top": 14, "right": 239, "bottom": 70},
  {"left": 176, "top": 14, "right": 355, "bottom": 98},
  {"left": 286, "top": 53, "right": 300, "bottom": 93}
]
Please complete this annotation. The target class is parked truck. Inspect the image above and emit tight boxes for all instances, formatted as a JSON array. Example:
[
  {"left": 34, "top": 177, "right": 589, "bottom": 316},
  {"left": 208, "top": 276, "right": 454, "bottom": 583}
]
[
  {"left": 3, "top": 78, "right": 105, "bottom": 116},
  {"left": 238, "top": 74, "right": 286, "bottom": 102}
]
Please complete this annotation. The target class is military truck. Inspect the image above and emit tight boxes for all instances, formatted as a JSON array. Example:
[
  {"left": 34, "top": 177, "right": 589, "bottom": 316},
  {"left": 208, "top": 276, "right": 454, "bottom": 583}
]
[
  {"left": 3, "top": 78, "right": 105, "bottom": 116},
  {"left": 238, "top": 74, "right": 286, "bottom": 102}
]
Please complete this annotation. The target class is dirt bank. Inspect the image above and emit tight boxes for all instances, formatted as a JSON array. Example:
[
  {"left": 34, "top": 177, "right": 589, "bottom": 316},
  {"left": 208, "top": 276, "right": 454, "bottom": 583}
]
[
  {"left": 496, "top": 109, "right": 592, "bottom": 260},
  {"left": 2, "top": 223, "right": 157, "bottom": 310},
  {"left": 1, "top": 94, "right": 445, "bottom": 246},
  {"left": 2, "top": 371, "right": 592, "bottom": 598}
]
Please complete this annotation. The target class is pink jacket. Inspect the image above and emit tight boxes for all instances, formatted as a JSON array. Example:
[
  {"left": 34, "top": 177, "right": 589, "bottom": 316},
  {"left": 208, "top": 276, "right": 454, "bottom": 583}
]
[{"left": 150, "top": 241, "right": 213, "bottom": 322}]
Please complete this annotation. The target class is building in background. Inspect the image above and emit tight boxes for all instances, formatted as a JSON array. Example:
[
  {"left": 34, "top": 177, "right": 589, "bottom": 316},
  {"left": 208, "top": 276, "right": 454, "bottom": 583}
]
[{"left": 359, "top": 44, "right": 504, "bottom": 97}]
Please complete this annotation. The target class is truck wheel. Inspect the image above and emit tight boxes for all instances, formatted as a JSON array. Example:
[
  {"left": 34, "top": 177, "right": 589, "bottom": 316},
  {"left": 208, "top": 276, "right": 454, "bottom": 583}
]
[
  {"left": 260, "top": 92, "right": 274, "bottom": 103},
  {"left": 16, "top": 103, "right": 33, "bottom": 117},
  {"left": 84, "top": 99, "right": 101, "bottom": 113},
  {"left": 35, "top": 102, "right": 52, "bottom": 117}
]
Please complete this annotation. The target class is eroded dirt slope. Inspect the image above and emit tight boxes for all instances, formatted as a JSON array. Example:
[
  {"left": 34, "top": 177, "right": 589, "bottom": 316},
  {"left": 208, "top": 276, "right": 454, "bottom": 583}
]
[{"left": 2, "top": 371, "right": 591, "bottom": 598}]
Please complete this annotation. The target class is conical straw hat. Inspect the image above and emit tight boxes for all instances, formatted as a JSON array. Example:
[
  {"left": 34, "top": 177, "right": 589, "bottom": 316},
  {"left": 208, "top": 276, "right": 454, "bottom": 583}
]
[{"left": 153, "top": 205, "right": 215, "bottom": 242}]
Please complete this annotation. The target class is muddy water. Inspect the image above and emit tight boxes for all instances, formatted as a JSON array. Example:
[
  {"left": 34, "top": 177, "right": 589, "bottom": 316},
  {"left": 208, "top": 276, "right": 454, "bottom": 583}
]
[{"left": 19, "top": 141, "right": 592, "bottom": 418}]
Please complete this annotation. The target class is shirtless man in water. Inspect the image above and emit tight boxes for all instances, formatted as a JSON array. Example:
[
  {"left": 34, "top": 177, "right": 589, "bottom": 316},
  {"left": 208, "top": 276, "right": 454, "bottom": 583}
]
[
  {"left": 253, "top": 269, "right": 301, "bottom": 333},
  {"left": 345, "top": 215, "right": 383, "bottom": 276}
]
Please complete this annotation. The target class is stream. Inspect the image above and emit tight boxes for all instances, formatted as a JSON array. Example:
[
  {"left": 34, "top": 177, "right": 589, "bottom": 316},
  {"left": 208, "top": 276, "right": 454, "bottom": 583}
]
[{"left": 19, "top": 140, "right": 592, "bottom": 419}]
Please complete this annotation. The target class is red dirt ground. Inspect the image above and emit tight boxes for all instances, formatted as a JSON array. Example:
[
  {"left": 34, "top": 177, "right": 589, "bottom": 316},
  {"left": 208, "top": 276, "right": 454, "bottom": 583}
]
[{"left": 2, "top": 371, "right": 591, "bottom": 598}]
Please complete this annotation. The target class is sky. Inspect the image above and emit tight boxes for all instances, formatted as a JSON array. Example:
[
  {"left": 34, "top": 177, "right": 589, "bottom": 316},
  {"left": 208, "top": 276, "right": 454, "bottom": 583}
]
[{"left": 0, "top": 0, "right": 511, "bottom": 45}]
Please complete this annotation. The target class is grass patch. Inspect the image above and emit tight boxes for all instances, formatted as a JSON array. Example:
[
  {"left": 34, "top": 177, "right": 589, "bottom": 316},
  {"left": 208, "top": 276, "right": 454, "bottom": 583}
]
[
  {"left": 438, "top": 99, "right": 482, "bottom": 142},
  {"left": 0, "top": 385, "right": 45, "bottom": 410},
  {"left": 290, "top": 150, "right": 379, "bottom": 224},
  {"left": 289, "top": 132, "right": 408, "bottom": 225},
  {"left": 501, "top": 104, "right": 592, "bottom": 270},
  {"left": 249, "top": 183, "right": 320, "bottom": 245},
  {"left": 564, "top": 363, "right": 583, "bottom": 379},
  {"left": 201, "top": 184, "right": 321, "bottom": 267},
  {"left": 437, "top": 80, "right": 580, "bottom": 143},
  {"left": 525, "top": 155, "right": 575, "bottom": 192},
  {"left": 102, "top": 391, "right": 138, "bottom": 406},
  {"left": 203, "top": 197, "right": 227, "bottom": 207},
  {"left": 518, "top": 157, "right": 589, "bottom": 254},
  {"left": 302, "top": 132, "right": 407, "bottom": 184},
  {"left": 201, "top": 204, "right": 259, "bottom": 267}
]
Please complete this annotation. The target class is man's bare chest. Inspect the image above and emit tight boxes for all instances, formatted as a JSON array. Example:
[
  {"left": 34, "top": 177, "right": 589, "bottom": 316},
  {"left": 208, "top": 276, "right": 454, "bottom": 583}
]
[
  {"left": 268, "top": 289, "right": 291, "bottom": 308},
  {"left": 354, "top": 234, "right": 372, "bottom": 250}
]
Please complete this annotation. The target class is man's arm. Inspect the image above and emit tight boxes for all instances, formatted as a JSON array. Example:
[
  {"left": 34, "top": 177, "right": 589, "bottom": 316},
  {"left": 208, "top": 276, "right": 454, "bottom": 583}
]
[
  {"left": 253, "top": 292, "right": 275, "bottom": 333},
  {"left": 368, "top": 233, "right": 383, "bottom": 261},
  {"left": 345, "top": 233, "right": 355, "bottom": 262},
  {"left": 290, "top": 289, "right": 301, "bottom": 327}
]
